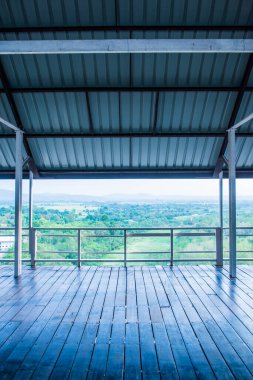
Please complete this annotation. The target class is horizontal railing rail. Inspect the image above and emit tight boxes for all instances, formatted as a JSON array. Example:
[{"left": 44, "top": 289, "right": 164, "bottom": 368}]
[
  {"left": 0, "top": 226, "right": 221, "bottom": 267},
  {"left": 1, "top": 225, "right": 253, "bottom": 266}
]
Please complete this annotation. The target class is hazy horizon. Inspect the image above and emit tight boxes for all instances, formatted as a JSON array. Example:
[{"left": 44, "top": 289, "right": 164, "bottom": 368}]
[
  {"left": 0, "top": 179, "right": 248, "bottom": 198},
  {"left": 1, "top": 178, "right": 253, "bottom": 202}
]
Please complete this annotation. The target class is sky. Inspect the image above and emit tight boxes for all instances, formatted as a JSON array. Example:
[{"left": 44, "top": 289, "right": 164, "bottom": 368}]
[{"left": 1, "top": 178, "right": 253, "bottom": 199}]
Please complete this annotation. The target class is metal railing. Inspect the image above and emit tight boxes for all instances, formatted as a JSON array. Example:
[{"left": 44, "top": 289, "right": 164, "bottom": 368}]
[
  {"left": 0, "top": 226, "right": 223, "bottom": 266},
  {"left": 1, "top": 225, "right": 253, "bottom": 266}
]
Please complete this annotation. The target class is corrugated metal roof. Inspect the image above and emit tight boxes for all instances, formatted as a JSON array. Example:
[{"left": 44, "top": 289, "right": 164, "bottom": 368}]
[
  {"left": 158, "top": 92, "right": 236, "bottom": 132},
  {"left": 0, "top": 94, "right": 16, "bottom": 133},
  {"left": 28, "top": 136, "right": 222, "bottom": 170},
  {"left": 0, "top": 0, "right": 252, "bottom": 177},
  {"left": 0, "top": 0, "right": 252, "bottom": 27},
  {"left": 12, "top": 91, "right": 237, "bottom": 134},
  {"left": 14, "top": 92, "right": 91, "bottom": 133},
  {"left": 235, "top": 92, "right": 253, "bottom": 132},
  {"left": 234, "top": 137, "right": 253, "bottom": 168},
  {"left": 0, "top": 50, "right": 249, "bottom": 89},
  {"left": 0, "top": 30, "right": 251, "bottom": 89},
  {"left": 0, "top": 139, "right": 26, "bottom": 169}
]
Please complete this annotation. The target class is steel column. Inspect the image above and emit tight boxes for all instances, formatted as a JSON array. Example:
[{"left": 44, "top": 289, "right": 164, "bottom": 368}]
[
  {"left": 14, "top": 131, "right": 23, "bottom": 277},
  {"left": 29, "top": 171, "right": 33, "bottom": 230},
  {"left": 218, "top": 171, "right": 224, "bottom": 266},
  {"left": 228, "top": 129, "right": 237, "bottom": 278},
  {"left": 170, "top": 229, "right": 174, "bottom": 266},
  {"left": 29, "top": 171, "right": 34, "bottom": 266},
  {"left": 124, "top": 230, "right": 127, "bottom": 267},
  {"left": 77, "top": 230, "right": 81, "bottom": 268}
]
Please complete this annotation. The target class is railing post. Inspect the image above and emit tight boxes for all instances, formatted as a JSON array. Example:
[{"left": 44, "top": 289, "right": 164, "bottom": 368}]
[
  {"left": 78, "top": 229, "right": 81, "bottom": 268},
  {"left": 30, "top": 227, "right": 37, "bottom": 268},
  {"left": 124, "top": 229, "right": 127, "bottom": 268},
  {"left": 215, "top": 227, "right": 223, "bottom": 267},
  {"left": 170, "top": 229, "right": 174, "bottom": 266}
]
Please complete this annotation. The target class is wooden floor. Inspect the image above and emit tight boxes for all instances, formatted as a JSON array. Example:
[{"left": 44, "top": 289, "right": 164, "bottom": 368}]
[{"left": 0, "top": 266, "right": 253, "bottom": 379}]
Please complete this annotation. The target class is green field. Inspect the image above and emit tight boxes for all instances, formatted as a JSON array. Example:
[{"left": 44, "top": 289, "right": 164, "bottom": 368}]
[{"left": 1, "top": 200, "right": 253, "bottom": 265}]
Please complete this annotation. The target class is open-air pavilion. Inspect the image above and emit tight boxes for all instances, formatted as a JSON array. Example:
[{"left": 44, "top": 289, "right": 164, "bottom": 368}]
[{"left": 1, "top": 0, "right": 253, "bottom": 378}]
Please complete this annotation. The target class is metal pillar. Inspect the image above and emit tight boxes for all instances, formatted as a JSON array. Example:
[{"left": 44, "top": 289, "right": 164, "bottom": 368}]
[
  {"left": 29, "top": 171, "right": 34, "bottom": 266},
  {"left": 219, "top": 172, "right": 223, "bottom": 230},
  {"left": 228, "top": 129, "right": 236, "bottom": 278},
  {"left": 217, "top": 171, "right": 224, "bottom": 266},
  {"left": 14, "top": 131, "right": 23, "bottom": 277},
  {"left": 29, "top": 171, "right": 33, "bottom": 230}
]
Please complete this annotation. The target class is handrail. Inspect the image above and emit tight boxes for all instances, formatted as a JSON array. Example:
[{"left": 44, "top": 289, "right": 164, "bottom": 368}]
[
  {"left": 1, "top": 225, "right": 253, "bottom": 266},
  {"left": 0, "top": 225, "right": 220, "bottom": 266}
]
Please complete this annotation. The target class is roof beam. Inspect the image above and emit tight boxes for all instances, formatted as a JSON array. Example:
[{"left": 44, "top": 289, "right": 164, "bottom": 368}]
[
  {"left": 1, "top": 132, "right": 253, "bottom": 139},
  {"left": 1, "top": 39, "right": 253, "bottom": 55},
  {"left": 213, "top": 54, "right": 253, "bottom": 177},
  {"left": 0, "top": 25, "right": 252, "bottom": 33},
  {"left": 1, "top": 168, "right": 253, "bottom": 180},
  {"left": 0, "top": 86, "right": 251, "bottom": 93},
  {"left": 0, "top": 61, "right": 39, "bottom": 178}
]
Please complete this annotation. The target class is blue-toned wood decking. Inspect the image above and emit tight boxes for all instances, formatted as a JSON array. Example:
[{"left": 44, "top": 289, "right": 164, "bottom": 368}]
[{"left": 0, "top": 265, "right": 253, "bottom": 379}]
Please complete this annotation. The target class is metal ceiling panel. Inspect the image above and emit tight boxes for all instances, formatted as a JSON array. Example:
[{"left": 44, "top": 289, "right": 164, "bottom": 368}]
[
  {"left": 158, "top": 92, "right": 236, "bottom": 132},
  {"left": 118, "top": 0, "right": 253, "bottom": 26},
  {"left": 0, "top": 53, "right": 131, "bottom": 89},
  {"left": 10, "top": 90, "right": 236, "bottom": 134},
  {"left": 0, "top": 94, "right": 16, "bottom": 133},
  {"left": 13, "top": 92, "right": 91, "bottom": 133},
  {"left": 235, "top": 137, "right": 253, "bottom": 168},
  {"left": 0, "top": 0, "right": 116, "bottom": 27},
  {"left": 0, "top": 138, "right": 26, "bottom": 169},
  {"left": 235, "top": 92, "right": 253, "bottom": 133},
  {"left": 0, "top": 50, "right": 249, "bottom": 89},
  {"left": 0, "top": 0, "right": 252, "bottom": 27},
  {"left": 28, "top": 136, "right": 222, "bottom": 171}
]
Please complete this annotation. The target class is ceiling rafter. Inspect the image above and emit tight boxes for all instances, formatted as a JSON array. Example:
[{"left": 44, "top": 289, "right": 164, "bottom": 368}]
[
  {"left": 1, "top": 86, "right": 252, "bottom": 94},
  {"left": 0, "top": 61, "right": 39, "bottom": 178},
  {"left": 0, "top": 25, "right": 253, "bottom": 33},
  {"left": 1, "top": 168, "right": 253, "bottom": 180},
  {"left": 213, "top": 54, "right": 253, "bottom": 177},
  {"left": 1, "top": 132, "right": 253, "bottom": 139}
]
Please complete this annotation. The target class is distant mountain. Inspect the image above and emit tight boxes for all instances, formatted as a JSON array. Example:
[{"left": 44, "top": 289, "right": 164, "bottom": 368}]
[
  {"left": 0, "top": 190, "right": 16, "bottom": 202},
  {"left": 0, "top": 189, "right": 221, "bottom": 204}
]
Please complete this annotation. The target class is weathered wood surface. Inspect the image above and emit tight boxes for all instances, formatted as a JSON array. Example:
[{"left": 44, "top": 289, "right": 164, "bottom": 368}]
[{"left": 0, "top": 265, "right": 252, "bottom": 379}]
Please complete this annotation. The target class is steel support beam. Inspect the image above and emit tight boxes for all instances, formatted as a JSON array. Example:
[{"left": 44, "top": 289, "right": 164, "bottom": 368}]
[
  {"left": 3, "top": 132, "right": 253, "bottom": 139},
  {"left": 228, "top": 129, "right": 236, "bottom": 278},
  {"left": 1, "top": 86, "right": 253, "bottom": 94},
  {"left": 14, "top": 131, "right": 23, "bottom": 278},
  {"left": 2, "top": 168, "right": 253, "bottom": 180},
  {"left": 214, "top": 54, "right": 253, "bottom": 177},
  {"left": 1, "top": 39, "right": 253, "bottom": 55},
  {"left": 1, "top": 25, "right": 253, "bottom": 34}
]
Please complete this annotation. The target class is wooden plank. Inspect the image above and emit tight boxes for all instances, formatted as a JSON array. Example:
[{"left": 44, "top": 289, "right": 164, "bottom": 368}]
[
  {"left": 51, "top": 267, "right": 111, "bottom": 379},
  {"left": 160, "top": 266, "right": 217, "bottom": 379},
  {"left": 178, "top": 265, "right": 253, "bottom": 377},
  {"left": 0, "top": 267, "right": 77, "bottom": 377},
  {"left": 31, "top": 267, "right": 101, "bottom": 379},
  {"left": 13, "top": 267, "right": 90, "bottom": 378},
  {"left": 125, "top": 323, "right": 141, "bottom": 380},
  {"left": 105, "top": 267, "right": 126, "bottom": 378},
  {"left": 0, "top": 265, "right": 252, "bottom": 379},
  {"left": 126, "top": 267, "right": 138, "bottom": 323}
]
